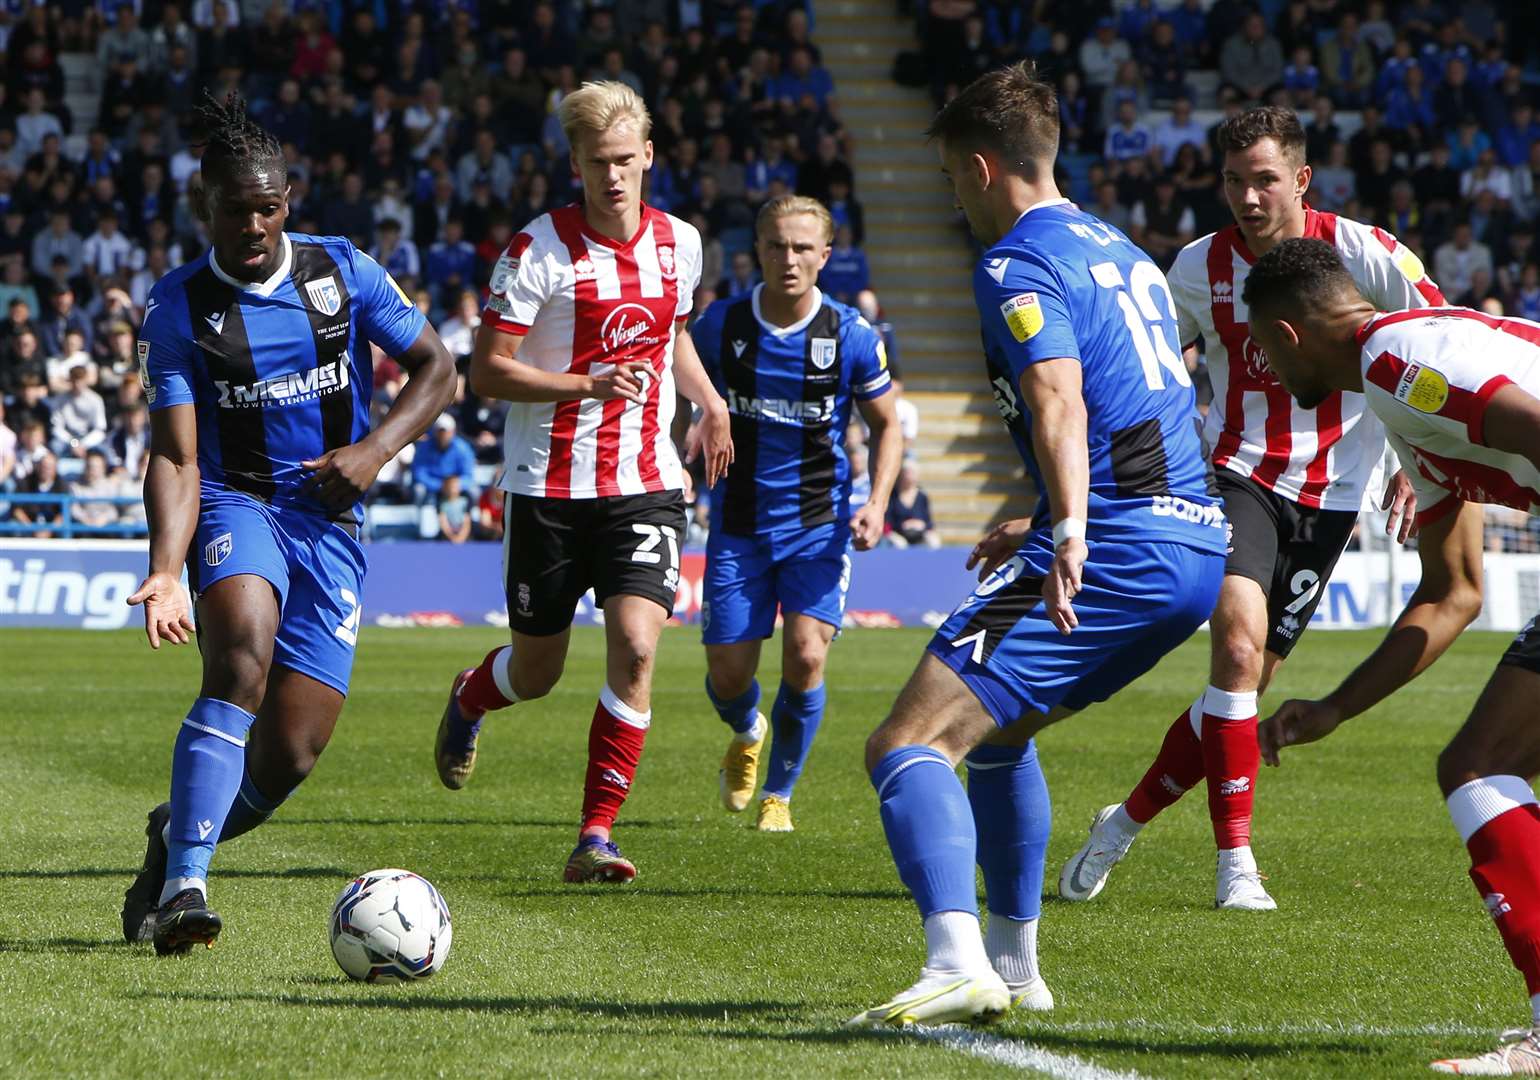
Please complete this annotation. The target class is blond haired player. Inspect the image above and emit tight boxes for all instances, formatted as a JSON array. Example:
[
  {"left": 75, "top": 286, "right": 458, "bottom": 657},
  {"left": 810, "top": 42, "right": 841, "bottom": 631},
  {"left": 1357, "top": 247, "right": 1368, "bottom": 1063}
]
[
  {"left": 1060, "top": 106, "right": 1442, "bottom": 911},
  {"left": 691, "top": 195, "right": 903, "bottom": 833},
  {"left": 432, "top": 81, "right": 732, "bottom": 884},
  {"left": 1247, "top": 237, "right": 1540, "bottom": 1075}
]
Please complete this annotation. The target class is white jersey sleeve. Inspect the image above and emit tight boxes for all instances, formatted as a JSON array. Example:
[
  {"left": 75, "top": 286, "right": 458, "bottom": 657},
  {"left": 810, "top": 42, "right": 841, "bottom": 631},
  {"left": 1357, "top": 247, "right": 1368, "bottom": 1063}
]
[
  {"left": 484, "top": 215, "right": 556, "bottom": 333},
  {"left": 1335, "top": 217, "right": 1445, "bottom": 313},
  {"left": 1166, "top": 240, "right": 1207, "bottom": 349},
  {"left": 672, "top": 218, "right": 704, "bottom": 319}
]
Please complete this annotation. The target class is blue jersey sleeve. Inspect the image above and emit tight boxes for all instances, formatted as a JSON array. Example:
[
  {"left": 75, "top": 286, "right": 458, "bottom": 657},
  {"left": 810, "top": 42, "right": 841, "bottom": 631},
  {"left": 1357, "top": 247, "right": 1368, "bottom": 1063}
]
[
  {"left": 137, "top": 281, "right": 196, "bottom": 412},
  {"left": 847, "top": 316, "right": 892, "bottom": 400},
  {"left": 974, "top": 252, "right": 1080, "bottom": 382},
  {"left": 351, "top": 246, "right": 428, "bottom": 356}
]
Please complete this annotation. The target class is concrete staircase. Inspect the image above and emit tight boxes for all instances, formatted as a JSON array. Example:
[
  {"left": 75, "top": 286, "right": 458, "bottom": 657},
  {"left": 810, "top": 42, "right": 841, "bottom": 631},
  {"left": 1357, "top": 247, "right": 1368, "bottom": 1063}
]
[{"left": 814, "top": 0, "right": 1032, "bottom": 541}]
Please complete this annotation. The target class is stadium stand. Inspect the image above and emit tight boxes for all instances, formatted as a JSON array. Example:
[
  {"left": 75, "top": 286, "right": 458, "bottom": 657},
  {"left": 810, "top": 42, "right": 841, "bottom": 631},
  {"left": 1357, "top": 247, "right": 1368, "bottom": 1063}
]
[{"left": 2, "top": 0, "right": 1539, "bottom": 547}]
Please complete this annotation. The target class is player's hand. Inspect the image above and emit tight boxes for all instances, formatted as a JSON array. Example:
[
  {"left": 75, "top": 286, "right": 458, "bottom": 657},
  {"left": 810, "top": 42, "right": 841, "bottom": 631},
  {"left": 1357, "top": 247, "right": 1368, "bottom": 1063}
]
[
  {"left": 966, "top": 518, "right": 1032, "bottom": 581},
  {"left": 301, "top": 441, "right": 390, "bottom": 510},
  {"left": 687, "top": 400, "right": 734, "bottom": 488},
  {"left": 850, "top": 501, "right": 885, "bottom": 550},
  {"left": 588, "top": 362, "right": 650, "bottom": 405},
  {"left": 1259, "top": 698, "right": 1344, "bottom": 766},
  {"left": 128, "top": 571, "right": 195, "bottom": 649},
  {"left": 1044, "top": 536, "right": 1087, "bottom": 635},
  {"left": 1381, "top": 469, "right": 1419, "bottom": 544}
]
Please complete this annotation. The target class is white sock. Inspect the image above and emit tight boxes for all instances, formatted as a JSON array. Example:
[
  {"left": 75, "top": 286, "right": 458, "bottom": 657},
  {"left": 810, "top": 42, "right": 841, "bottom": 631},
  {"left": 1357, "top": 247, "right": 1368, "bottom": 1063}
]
[
  {"left": 733, "top": 713, "right": 766, "bottom": 745},
  {"left": 1218, "top": 845, "right": 1257, "bottom": 875},
  {"left": 923, "top": 910, "right": 991, "bottom": 974},
  {"left": 984, "top": 915, "right": 1039, "bottom": 987},
  {"left": 489, "top": 646, "right": 521, "bottom": 705},
  {"left": 158, "top": 876, "right": 207, "bottom": 907},
  {"left": 1110, "top": 803, "right": 1144, "bottom": 836}
]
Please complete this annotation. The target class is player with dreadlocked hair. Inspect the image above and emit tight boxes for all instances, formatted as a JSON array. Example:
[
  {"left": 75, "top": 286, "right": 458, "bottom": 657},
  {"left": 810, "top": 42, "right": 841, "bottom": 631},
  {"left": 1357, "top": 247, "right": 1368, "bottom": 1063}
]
[{"left": 118, "top": 90, "right": 457, "bottom": 956}]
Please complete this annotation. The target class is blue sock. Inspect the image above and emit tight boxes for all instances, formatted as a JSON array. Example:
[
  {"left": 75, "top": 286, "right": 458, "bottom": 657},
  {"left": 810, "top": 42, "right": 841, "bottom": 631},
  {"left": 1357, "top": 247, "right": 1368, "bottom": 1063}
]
[
  {"left": 218, "top": 762, "right": 291, "bottom": 843},
  {"left": 162, "top": 697, "right": 255, "bottom": 902},
  {"left": 871, "top": 745, "right": 978, "bottom": 918},
  {"left": 705, "top": 674, "right": 761, "bottom": 735},
  {"left": 965, "top": 740, "right": 1051, "bottom": 921},
  {"left": 762, "top": 681, "right": 826, "bottom": 800}
]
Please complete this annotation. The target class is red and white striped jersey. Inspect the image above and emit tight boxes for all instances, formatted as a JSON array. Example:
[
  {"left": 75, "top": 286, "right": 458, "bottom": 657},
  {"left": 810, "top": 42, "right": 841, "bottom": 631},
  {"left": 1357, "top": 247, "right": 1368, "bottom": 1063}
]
[
  {"left": 1357, "top": 307, "right": 1540, "bottom": 527},
  {"left": 482, "top": 202, "right": 703, "bottom": 499},
  {"left": 1168, "top": 209, "right": 1445, "bottom": 511}
]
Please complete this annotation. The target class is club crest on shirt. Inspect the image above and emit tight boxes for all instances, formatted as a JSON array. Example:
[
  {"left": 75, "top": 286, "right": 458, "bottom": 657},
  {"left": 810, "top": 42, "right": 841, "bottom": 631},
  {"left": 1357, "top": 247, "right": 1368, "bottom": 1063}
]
[
  {"left": 657, "top": 244, "right": 676, "bottom": 280},
  {"left": 810, "top": 336, "right": 837, "bottom": 370},
  {"left": 304, "top": 275, "right": 342, "bottom": 317},
  {"left": 1394, "top": 362, "right": 1449, "bottom": 413}
]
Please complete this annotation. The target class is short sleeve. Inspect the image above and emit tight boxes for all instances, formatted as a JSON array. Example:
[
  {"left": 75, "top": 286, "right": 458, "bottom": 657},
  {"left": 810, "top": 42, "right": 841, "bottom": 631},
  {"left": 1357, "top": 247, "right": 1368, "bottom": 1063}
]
[
  {"left": 352, "top": 247, "right": 428, "bottom": 356},
  {"left": 1342, "top": 220, "right": 1446, "bottom": 311},
  {"left": 674, "top": 220, "right": 703, "bottom": 319},
  {"left": 1363, "top": 342, "right": 1514, "bottom": 447},
  {"left": 849, "top": 316, "right": 893, "bottom": 400},
  {"left": 137, "top": 284, "right": 195, "bottom": 412},
  {"left": 483, "top": 230, "right": 550, "bottom": 334},
  {"left": 974, "top": 252, "right": 1079, "bottom": 382},
  {"left": 1165, "top": 245, "right": 1205, "bottom": 350}
]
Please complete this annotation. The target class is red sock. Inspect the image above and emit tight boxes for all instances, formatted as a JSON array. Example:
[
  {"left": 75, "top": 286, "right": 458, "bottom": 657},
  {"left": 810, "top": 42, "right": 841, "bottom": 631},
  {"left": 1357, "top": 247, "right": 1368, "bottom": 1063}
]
[
  {"left": 1200, "top": 688, "right": 1259, "bottom": 849},
  {"left": 459, "top": 646, "right": 515, "bottom": 715},
  {"left": 1468, "top": 805, "right": 1540, "bottom": 995},
  {"left": 1124, "top": 701, "right": 1207, "bottom": 824},
  {"left": 581, "top": 687, "right": 651, "bottom": 834}
]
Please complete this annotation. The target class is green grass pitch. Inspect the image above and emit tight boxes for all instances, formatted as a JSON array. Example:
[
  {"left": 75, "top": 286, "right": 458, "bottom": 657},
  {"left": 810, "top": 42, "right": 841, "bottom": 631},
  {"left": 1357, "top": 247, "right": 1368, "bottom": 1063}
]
[{"left": 0, "top": 625, "right": 1524, "bottom": 1077}]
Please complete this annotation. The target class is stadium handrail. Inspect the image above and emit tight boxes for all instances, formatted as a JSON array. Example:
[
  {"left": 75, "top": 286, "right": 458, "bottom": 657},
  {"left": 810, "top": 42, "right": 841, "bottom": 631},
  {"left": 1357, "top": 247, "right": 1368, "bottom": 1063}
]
[{"left": 0, "top": 493, "right": 148, "bottom": 538}]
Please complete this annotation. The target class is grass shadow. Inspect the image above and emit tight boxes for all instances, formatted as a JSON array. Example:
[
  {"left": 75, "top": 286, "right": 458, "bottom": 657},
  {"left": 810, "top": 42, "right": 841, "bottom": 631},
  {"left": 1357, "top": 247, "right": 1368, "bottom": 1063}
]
[
  {"left": 267, "top": 818, "right": 672, "bottom": 829},
  {"left": 504, "top": 885, "right": 909, "bottom": 902},
  {"left": 0, "top": 936, "right": 134, "bottom": 954},
  {"left": 137, "top": 989, "right": 811, "bottom": 1021},
  {"left": 1018, "top": 1028, "right": 1380, "bottom": 1059},
  {"left": 0, "top": 866, "right": 352, "bottom": 881}
]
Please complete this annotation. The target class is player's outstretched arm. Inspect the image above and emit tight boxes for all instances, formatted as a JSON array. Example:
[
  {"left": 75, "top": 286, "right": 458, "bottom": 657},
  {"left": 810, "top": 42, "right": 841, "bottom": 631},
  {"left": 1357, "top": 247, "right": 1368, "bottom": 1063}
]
[
  {"left": 130, "top": 405, "right": 199, "bottom": 649},
  {"left": 672, "top": 322, "right": 733, "bottom": 488},
  {"left": 1479, "top": 383, "right": 1540, "bottom": 473},
  {"left": 467, "top": 323, "right": 649, "bottom": 405},
  {"left": 851, "top": 390, "right": 903, "bottom": 550},
  {"left": 1017, "top": 357, "right": 1090, "bottom": 635},
  {"left": 1260, "top": 500, "right": 1485, "bottom": 765},
  {"left": 302, "top": 325, "right": 457, "bottom": 510}
]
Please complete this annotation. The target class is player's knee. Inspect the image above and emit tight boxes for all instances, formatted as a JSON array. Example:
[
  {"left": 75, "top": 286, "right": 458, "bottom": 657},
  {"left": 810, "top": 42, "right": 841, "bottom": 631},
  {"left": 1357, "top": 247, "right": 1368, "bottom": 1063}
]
[
  {"left": 204, "top": 643, "right": 270, "bottom": 709},
  {"left": 1214, "top": 631, "right": 1264, "bottom": 686},
  {"left": 784, "top": 643, "right": 827, "bottom": 691},
  {"left": 509, "top": 659, "right": 562, "bottom": 701}
]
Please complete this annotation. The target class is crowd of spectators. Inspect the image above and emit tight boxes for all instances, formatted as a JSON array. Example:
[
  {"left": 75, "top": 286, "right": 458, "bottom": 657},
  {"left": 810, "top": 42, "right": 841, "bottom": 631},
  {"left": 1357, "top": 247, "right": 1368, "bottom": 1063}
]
[
  {"left": 0, "top": 0, "right": 928, "bottom": 543},
  {"left": 914, "top": 0, "right": 1540, "bottom": 548}
]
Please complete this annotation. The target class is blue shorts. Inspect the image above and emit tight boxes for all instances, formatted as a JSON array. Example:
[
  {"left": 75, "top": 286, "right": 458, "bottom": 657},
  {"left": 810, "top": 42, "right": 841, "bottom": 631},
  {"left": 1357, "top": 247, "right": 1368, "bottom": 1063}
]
[
  {"left": 187, "top": 490, "right": 368, "bottom": 696},
  {"left": 701, "top": 526, "right": 851, "bottom": 645},
  {"left": 928, "top": 529, "right": 1223, "bottom": 726}
]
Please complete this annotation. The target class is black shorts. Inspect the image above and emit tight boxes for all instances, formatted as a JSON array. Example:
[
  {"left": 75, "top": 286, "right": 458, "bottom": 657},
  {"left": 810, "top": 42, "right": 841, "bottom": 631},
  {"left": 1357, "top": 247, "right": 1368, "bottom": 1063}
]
[
  {"left": 1215, "top": 469, "right": 1358, "bottom": 658},
  {"left": 1500, "top": 616, "right": 1540, "bottom": 676},
  {"left": 502, "top": 490, "right": 687, "bottom": 636}
]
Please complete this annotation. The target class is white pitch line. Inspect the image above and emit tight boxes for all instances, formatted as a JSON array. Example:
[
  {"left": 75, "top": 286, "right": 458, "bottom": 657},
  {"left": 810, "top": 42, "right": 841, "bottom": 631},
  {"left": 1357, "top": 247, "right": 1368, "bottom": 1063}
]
[
  {"left": 1041, "top": 1018, "right": 1501, "bottom": 1040},
  {"left": 903, "top": 1026, "right": 1150, "bottom": 1080}
]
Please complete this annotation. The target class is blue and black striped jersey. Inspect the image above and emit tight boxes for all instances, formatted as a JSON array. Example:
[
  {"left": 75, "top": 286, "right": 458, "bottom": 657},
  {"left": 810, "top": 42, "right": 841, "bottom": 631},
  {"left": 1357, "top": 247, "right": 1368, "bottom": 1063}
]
[
  {"left": 138, "top": 233, "right": 427, "bottom": 523},
  {"left": 693, "top": 286, "right": 891, "bottom": 541}
]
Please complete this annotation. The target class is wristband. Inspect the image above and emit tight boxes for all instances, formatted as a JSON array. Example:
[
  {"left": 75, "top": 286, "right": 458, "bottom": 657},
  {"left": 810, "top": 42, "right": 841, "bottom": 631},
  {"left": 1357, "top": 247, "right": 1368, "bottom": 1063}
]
[{"left": 1052, "top": 517, "right": 1086, "bottom": 547}]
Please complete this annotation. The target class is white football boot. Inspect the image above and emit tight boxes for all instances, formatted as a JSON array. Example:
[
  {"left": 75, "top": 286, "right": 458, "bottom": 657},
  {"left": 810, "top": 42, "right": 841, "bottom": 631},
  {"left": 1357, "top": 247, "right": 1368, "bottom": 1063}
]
[
  {"left": 1431, "top": 1029, "right": 1540, "bottom": 1074},
  {"left": 848, "top": 968, "right": 1010, "bottom": 1028},
  {"left": 1215, "top": 847, "right": 1277, "bottom": 911},
  {"left": 1058, "top": 804, "right": 1137, "bottom": 902},
  {"left": 1005, "top": 976, "right": 1054, "bottom": 1011}
]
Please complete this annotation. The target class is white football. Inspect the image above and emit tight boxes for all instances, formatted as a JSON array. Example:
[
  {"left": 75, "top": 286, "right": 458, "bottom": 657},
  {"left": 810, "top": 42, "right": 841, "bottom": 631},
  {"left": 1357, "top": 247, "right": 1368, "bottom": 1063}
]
[{"left": 329, "top": 868, "right": 452, "bottom": 981}]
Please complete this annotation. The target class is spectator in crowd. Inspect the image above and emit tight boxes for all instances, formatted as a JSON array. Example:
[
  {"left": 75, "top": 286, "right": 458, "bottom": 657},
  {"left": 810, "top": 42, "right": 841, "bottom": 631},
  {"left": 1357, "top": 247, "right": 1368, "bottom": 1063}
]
[
  {"left": 819, "top": 224, "right": 869, "bottom": 304},
  {"left": 37, "top": 287, "right": 91, "bottom": 361},
  {"left": 370, "top": 218, "right": 420, "bottom": 285},
  {"left": 49, "top": 364, "right": 106, "bottom": 459},
  {"left": 436, "top": 474, "right": 473, "bottom": 544},
  {"left": 1057, "top": 72, "right": 1091, "bottom": 156},
  {"left": 412, "top": 413, "right": 476, "bottom": 505},
  {"left": 0, "top": 396, "right": 13, "bottom": 489},
  {"left": 9, "top": 418, "right": 47, "bottom": 487},
  {"left": 1462, "top": 148, "right": 1515, "bottom": 206},
  {"left": 1320, "top": 13, "right": 1375, "bottom": 109},
  {"left": 45, "top": 330, "right": 94, "bottom": 395},
  {"left": 1129, "top": 175, "right": 1195, "bottom": 271},
  {"left": 847, "top": 443, "right": 870, "bottom": 512},
  {"left": 437, "top": 289, "right": 481, "bottom": 364},
  {"left": 70, "top": 448, "right": 121, "bottom": 533},
  {"left": 109, "top": 402, "right": 149, "bottom": 477},
  {"left": 1104, "top": 100, "right": 1153, "bottom": 165},
  {"left": 475, "top": 470, "right": 505, "bottom": 541},
  {"left": 885, "top": 461, "right": 940, "bottom": 549},
  {"left": 12, "top": 450, "right": 64, "bottom": 537},
  {"left": 1091, "top": 179, "right": 1134, "bottom": 234},
  {"left": 1220, "top": 13, "right": 1284, "bottom": 104},
  {"left": 1434, "top": 220, "right": 1495, "bottom": 301},
  {"left": 31, "top": 210, "right": 82, "bottom": 282},
  {"left": 1514, "top": 264, "right": 1540, "bottom": 322},
  {"left": 1079, "top": 18, "right": 1132, "bottom": 100},
  {"left": 1281, "top": 45, "right": 1320, "bottom": 111},
  {"left": 1312, "top": 141, "right": 1358, "bottom": 213},
  {"left": 855, "top": 290, "right": 899, "bottom": 379},
  {"left": 1152, "top": 96, "right": 1206, "bottom": 168},
  {"left": 720, "top": 250, "right": 759, "bottom": 299}
]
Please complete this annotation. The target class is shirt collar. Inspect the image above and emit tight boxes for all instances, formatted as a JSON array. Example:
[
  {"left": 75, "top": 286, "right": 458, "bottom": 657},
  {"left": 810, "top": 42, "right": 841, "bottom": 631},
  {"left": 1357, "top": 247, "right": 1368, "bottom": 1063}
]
[
  {"left": 752, "top": 283, "right": 824, "bottom": 337},
  {"left": 209, "top": 233, "right": 292, "bottom": 297},
  {"left": 1010, "top": 197, "right": 1073, "bottom": 231}
]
